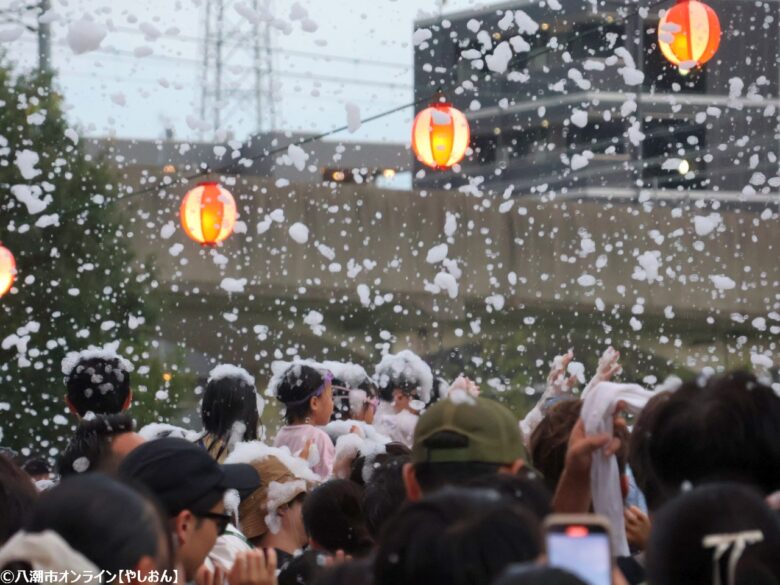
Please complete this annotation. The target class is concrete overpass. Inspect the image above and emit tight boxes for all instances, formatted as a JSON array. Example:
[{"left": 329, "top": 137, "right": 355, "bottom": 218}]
[{"left": 123, "top": 176, "right": 780, "bottom": 386}]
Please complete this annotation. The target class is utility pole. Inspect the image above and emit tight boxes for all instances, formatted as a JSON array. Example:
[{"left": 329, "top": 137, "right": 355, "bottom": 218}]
[
  {"left": 252, "top": 0, "right": 262, "bottom": 133},
  {"left": 199, "top": 0, "right": 273, "bottom": 139},
  {"left": 37, "top": 0, "right": 52, "bottom": 77}
]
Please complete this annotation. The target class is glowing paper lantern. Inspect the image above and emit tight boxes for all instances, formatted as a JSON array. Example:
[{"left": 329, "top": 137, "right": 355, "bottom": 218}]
[
  {"left": 658, "top": 0, "right": 721, "bottom": 69},
  {"left": 411, "top": 102, "right": 470, "bottom": 170},
  {"left": 180, "top": 182, "right": 237, "bottom": 246},
  {"left": 0, "top": 245, "right": 16, "bottom": 298}
]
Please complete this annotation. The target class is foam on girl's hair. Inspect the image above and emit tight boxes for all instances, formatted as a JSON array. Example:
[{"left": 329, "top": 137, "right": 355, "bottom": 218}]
[
  {"left": 266, "top": 358, "right": 328, "bottom": 398},
  {"left": 322, "top": 361, "right": 371, "bottom": 389},
  {"left": 61, "top": 344, "right": 134, "bottom": 377},
  {"left": 207, "top": 364, "right": 255, "bottom": 387},
  {"left": 373, "top": 350, "right": 433, "bottom": 403}
]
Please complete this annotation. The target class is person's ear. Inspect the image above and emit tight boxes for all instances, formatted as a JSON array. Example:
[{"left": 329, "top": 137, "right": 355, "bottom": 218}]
[
  {"left": 310, "top": 395, "right": 320, "bottom": 411},
  {"left": 173, "top": 510, "right": 194, "bottom": 546},
  {"left": 122, "top": 389, "right": 133, "bottom": 411},
  {"left": 499, "top": 459, "right": 526, "bottom": 475},
  {"left": 276, "top": 503, "right": 289, "bottom": 519},
  {"left": 65, "top": 396, "right": 80, "bottom": 418},
  {"left": 402, "top": 462, "right": 422, "bottom": 502}
]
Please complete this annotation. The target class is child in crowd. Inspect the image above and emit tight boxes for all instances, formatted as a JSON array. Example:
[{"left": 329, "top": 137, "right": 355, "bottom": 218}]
[{"left": 271, "top": 361, "right": 336, "bottom": 479}]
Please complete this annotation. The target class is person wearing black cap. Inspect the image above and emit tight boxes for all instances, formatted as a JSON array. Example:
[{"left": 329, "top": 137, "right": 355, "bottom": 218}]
[{"left": 119, "top": 437, "right": 260, "bottom": 581}]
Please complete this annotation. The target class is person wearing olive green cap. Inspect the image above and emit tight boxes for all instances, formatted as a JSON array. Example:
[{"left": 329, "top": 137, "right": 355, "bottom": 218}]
[{"left": 402, "top": 390, "right": 529, "bottom": 501}]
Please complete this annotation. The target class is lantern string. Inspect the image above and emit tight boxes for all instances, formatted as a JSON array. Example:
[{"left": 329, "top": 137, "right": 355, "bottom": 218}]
[
  {"left": 14, "top": 0, "right": 685, "bottom": 226},
  {"left": 44, "top": 91, "right": 437, "bottom": 221}
]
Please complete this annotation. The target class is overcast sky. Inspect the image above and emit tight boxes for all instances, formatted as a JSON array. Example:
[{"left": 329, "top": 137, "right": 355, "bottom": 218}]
[{"left": 2, "top": 0, "right": 491, "bottom": 144}]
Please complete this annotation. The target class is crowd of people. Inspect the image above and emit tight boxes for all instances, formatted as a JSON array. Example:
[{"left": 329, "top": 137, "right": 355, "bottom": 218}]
[{"left": 1, "top": 344, "right": 779, "bottom": 585}]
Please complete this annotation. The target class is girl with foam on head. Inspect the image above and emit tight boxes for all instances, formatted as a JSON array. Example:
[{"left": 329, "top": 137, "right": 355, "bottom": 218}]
[
  {"left": 197, "top": 364, "right": 263, "bottom": 463},
  {"left": 270, "top": 360, "right": 336, "bottom": 480}
]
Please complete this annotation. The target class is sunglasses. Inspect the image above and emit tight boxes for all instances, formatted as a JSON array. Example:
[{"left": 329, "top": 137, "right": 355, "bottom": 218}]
[{"left": 196, "top": 512, "right": 232, "bottom": 536}]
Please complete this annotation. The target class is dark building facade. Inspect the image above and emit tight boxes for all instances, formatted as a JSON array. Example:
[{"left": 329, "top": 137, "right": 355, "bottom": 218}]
[{"left": 413, "top": 0, "right": 780, "bottom": 201}]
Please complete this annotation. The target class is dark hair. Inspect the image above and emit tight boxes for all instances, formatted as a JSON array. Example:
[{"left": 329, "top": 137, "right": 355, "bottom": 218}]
[
  {"left": 529, "top": 399, "right": 582, "bottom": 494},
  {"left": 375, "top": 362, "right": 426, "bottom": 403},
  {"left": 425, "top": 376, "right": 447, "bottom": 407},
  {"left": 494, "top": 565, "right": 588, "bottom": 585},
  {"left": 26, "top": 473, "right": 168, "bottom": 572},
  {"left": 278, "top": 550, "right": 331, "bottom": 585},
  {"left": 464, "top": 472, "right": 552, "bottom": 521},
  {"left": 303, "top": 479, "right": 373, "bottom": 557},
  {"left": 411, "top": 430, "right": 502, "bottom": 494},
  {"left": 21, "top": 457, "right": 51, "bottom": 479},
  {"left": 647, "top": 371, "right": 780, "bottom": 501},
  {"left": 374, "top": 488, "right": 541, "bottom": 585},
  {"left": 200, "top": 375, "right": 260, "bottom": 460},
  {"left": 628, "top": 390, "right": 673, "bottom": 512},
  {"left": 349, "top": 441, "right": 409, "bottom": 487},
  {"left": 0, "top": 454, "right": 38, "bottom": 545},
  {"left": 646, "top": 483, "right": 780, "bottom": 585},
  {"left": 58, "top": 413, "right": 135, "bottom": 478},
  {"left": 439, "top": 505, "right": 541, "bottom": 585},
  {"left": 277, "top": 364, "right": 327, "bottom": 425},
  {"left": 331, "top": 376, "right": 377, "bottom": 422},
  {"left": 363, "top": 450, "right": 411, "bottom": 538},
  {"left": 313, "top": 558, "right": 373, "bottom": 585},
  {"left": 66, "top": 357, "right": 132, "bottom": 417}
]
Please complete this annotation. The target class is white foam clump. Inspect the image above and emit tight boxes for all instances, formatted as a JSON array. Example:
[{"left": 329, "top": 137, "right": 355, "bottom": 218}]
[
  {"left": 336, "top": 431, "right": 389, "bottom": 483},
  {"left": 444, "top": 212, "right": 457, "bottom": 237},
  {"left": 303, "top": 310, "right": 325, "bottom": 336},
  {"left": 227, "top": 441, "right": 320, "bottom": 533},
  {"left": 266, "top": 358, "right": 328, "bottom": 397},
  {"left": 634, "top": 251, "right": 661, "bottom": 283},
  {"left": 321, "top": 361, "right": 370, "bottom": 389},
  {"left": 67, "top": 18, "right": 107, "bottom": 55},
  {"left": 485, "top": 41, "right": 512, "bottom": 74},
  {"left": 447, "top": 388, "right": 477, "bottom": 406},
  {"left": 287, "top": 143, "right": 308, "bottom": 171},
  {"left": 11, "top": 185, "right": 50, "bottom": 215},
  {"left": 265, "top": 480, "right": 308, "bottom": 534},
  {"left": 15, "top": 149, "right": 42, "bottom": 180},
  {"left": 567, "top": 361, "right": 586, "bottom": 383},
  {"left": 570, "top": 109, "right": 588, "bottom": 128},
  {"left": 345, "top": 103, "right": 361, "bottom": 133},
  {"left": 426, "top": 243, "right": 448, "bottom": 264},
  {"left": 289, "top": 222, "right": 309, "bottom": 244},
  {"left": 220, "top": 277, "right": 247, "bottom": 293},
  {"left": 434, "top": 271, "right": 459, "bottom": 299},
  {"left": 693, "top": 213, "right": 722, "bottom": 237},
  {"left": 61, "top": 344, "right": 134, "bottom": 377},
  {"left": 138, "top": 422, "right": 199, "bottom": 442},
  {"left": 223, "top": 489, "right": 240, "bottom": 522},
  {"left": 571, "top": 153, "right": 590, "bottom": 170},
  {"left": 326, "top": 419, "right": 391, "bottom": 446},
  {"left": 208, "top": 364, "right": 256, "bottom": 387},
  {"left": 357, "top": 284, "right": 371, "bottom": 307},
  {"left": 614, "top": 47, "right": 644, "bottom": 86},
  {"left": 374, "top": 350, "right": 433, "bottom": 403},
  {"left": 72, "top": 457, "right": 90, "bottom": 473},
  {"left": 226, "top": 440, "right": 320, "bottom": 484},
  {"left": 709, "top": 274, "right": 736, "bottom": 291},
  {"left": 486, "top": 294, "right": 505, "bottom": 311},
  {"left": 578, "top": 274, "right": 596, "bottom": 287}
]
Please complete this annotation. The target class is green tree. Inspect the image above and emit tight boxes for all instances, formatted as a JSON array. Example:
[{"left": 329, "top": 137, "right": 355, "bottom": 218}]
[{"left": 0, "top": 65, "right": 193, "bottom": 457}]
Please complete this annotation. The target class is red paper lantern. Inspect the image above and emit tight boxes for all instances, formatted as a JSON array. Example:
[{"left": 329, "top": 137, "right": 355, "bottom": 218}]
[
  {"left": 180, "top": 182, "right": 237, "bottom": 246},
  {"left": 658, "top": 0, "right": 721, "bottom": 68},
  {"left": 411, "top": 102, "right": 470, "bottom": 170},
  {"left": 0, "top": 244, "right": 16, "bottom": 298}
]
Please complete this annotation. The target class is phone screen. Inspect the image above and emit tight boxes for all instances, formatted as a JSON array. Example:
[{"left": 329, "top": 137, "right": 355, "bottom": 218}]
[{"left": 546, "top": 526, "right": 612, "bottom": 585}]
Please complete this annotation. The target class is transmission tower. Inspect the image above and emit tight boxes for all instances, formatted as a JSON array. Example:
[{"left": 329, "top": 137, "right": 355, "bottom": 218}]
[{"left": 199, "top": 0, "right": 276, "bottom": 140}]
